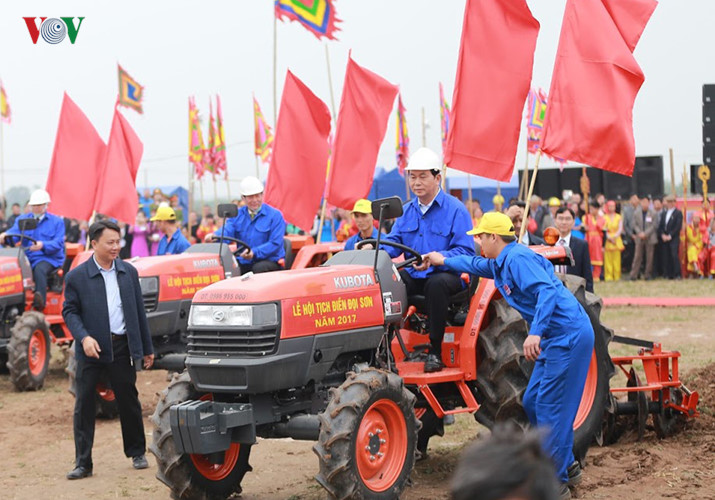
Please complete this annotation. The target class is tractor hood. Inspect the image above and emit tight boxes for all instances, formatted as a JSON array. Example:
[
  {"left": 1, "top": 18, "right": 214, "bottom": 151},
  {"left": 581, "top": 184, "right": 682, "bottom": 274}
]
[{"left": 130, "top": 253, "right": 224, "bottom": 276}]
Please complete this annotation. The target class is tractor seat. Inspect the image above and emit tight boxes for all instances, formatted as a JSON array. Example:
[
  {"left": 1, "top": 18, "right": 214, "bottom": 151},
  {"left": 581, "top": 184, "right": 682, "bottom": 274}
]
[{"left": 47, "top": 267, "right": 64, "bottom": 293}]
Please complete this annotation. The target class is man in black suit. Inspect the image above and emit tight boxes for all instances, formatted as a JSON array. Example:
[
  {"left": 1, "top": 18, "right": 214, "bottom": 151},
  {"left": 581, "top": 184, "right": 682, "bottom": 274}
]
[
  {"left": 555, "top": 207, "right": 594, "bottom": 292},
  {"left": 658, "top": 194, "right": 683, "bottom": 279},
  {"left": 63, "top": 220, "right": 155, "bottom": 479}
]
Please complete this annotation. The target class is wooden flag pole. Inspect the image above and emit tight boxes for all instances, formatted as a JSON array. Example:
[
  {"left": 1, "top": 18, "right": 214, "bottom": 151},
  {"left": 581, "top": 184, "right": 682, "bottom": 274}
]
[
  {"left": 213, "top": 175, "right": 218, "bottom": 205},
  {"left": 316, "top": 198, "right": 328, "bottom": 244},
  {"left": 226, "top": 175, "right": 231, "bottom": 201},
  {"left": 669, "top": 147, "right": 676, "bottom": 195},
  {"left": 188, "top": 162, "right": 194, "bottom": 220},
  {"left": 521, "top": 142, "right": 530, "bottom": 201},
  {"left": 324, "top": 44, "right": 337, "bottom": 123},
  {"left": 273, "top": 12, "right": 278, "bottom": 125},
  {"left": 520, "top": 151, "right": 542, "bottom": 243},
  {"left": 682, "top": 162, "right": 688, "bottom": 271},
  {"left": 85, "top": 211, "right": 97, "bottom": 250},
  {"left": 404, "top": 173, "right": 411, "bottom": 201}
]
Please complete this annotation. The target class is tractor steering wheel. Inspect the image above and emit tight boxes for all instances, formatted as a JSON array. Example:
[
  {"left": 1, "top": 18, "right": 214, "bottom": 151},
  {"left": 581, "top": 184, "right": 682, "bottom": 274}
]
[
  {"left": 208, "top": 234, "right": 252, "bottom": 257},
  {"left": 356, "top": 239, "right": 423, "bottom": 270},
  {"left": 2, "top": 233, "right": 38, "bottom": 247}
]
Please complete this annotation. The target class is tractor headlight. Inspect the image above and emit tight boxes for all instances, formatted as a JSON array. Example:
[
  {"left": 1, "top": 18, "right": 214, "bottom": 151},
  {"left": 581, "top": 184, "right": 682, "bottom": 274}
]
[
  {"left": 188, "top": 303, "right": 278, "bottom": 328},
  {"left": 139, "top": 276, "right": 159, "bottom": 295}
]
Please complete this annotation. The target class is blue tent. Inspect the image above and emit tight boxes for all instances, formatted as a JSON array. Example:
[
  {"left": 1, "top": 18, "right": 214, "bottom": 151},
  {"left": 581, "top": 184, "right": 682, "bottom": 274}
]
[
  {"left": 138, "top": 186, "right": 189, "bottom": 222},
  {"left": 367, "top": 167, "right": 409, "bottom": 201},
  {"left": 445, "top": 173, "right": 520, "bottom": 212}
]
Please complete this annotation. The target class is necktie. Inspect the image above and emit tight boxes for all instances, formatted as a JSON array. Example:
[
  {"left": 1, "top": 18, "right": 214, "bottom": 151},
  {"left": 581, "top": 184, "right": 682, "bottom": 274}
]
[{"left": 556, "top": 239, "right": 567, "bottom": 274}]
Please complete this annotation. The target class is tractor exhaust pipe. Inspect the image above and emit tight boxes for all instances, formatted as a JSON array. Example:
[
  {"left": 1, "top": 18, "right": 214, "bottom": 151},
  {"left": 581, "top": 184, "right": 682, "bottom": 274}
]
[
  {"left": 152, "top": 354, "right": 187, "bottom": 372},
  {"left": 273, "top": 415, "right": 321, "bottom": 441},
  {"left": 614, "top": 400, "right": 661, "bottom": 415}
]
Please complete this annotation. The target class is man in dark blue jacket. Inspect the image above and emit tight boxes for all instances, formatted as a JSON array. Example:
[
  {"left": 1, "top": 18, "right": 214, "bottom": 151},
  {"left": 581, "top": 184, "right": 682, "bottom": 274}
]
[
  {"left": 555, "top": 207, "right": 594, "bottom": 292},
  {"left": 207, "top": 176, "right": 286, "bottom": 274},
  {"left": 1, "top": 189, "right": 65, "bottom": 310},
  {"left": 63, "top": 220, "right": 154, "bottom": 479}
]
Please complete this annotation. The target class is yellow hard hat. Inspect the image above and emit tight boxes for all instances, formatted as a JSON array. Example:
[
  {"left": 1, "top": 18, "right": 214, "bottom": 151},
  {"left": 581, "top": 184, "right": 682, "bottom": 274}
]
[
  {"left": 548, "top": 197, "right": 561, "bottom": 207},
  {"left": 352, "top": 199, "right": 372, "bottom": 215},
  {"left": 467, "top": 212, "right": 515, "bottom": 236},
  {"left": 492, "top": 194, "right": 505, "bottom": 205},
  {"left": 150, "top": 206, "right": 177, "bottom": 221}
]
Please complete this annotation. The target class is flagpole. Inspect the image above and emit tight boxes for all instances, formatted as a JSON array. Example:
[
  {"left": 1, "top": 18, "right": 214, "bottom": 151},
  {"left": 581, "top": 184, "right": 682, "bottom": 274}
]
[
  {"left": 255, "top": 154, "right": 260, "bottom": 178},
  {"left": 520, "top": 151, "right": 542, "bottom": 243},
  {"left": 669, "top": 147, "right": 676, "bottom": 195},
  {"left": 213, "top": 175, "right": 218, "bottom": 206},
  {"left": 521, "top": 141, "right": 530, "bottom": 201},
  {"left": 188, "top": 162, "right": 194, "bottom": 219},
  {"left": 226, "top": 176, "right": 231, "bottom": 201},
  {"left": 324, "top": 44, "right": 337, "bottom": 123},
  {"left": 273, "top": 8, "right": 278, "bottom": 125},
  {"left": 0, "top": 118, "right": 5, "bottom": 206},
  {"left": 404, "top": 174, "right": 411, "bottom": 201}
]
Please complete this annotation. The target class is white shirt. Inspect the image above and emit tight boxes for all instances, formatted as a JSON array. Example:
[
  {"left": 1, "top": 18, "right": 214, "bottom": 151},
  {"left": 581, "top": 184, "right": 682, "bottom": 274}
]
[
  {"left": 665, "top": 208, "right": 675, "bottom": 225},
  {"left": 555, "top": 233, "right": 571, "bottom": 274},
  {"left": 93, "top": 256, "right": 126, "bottom": 335}
]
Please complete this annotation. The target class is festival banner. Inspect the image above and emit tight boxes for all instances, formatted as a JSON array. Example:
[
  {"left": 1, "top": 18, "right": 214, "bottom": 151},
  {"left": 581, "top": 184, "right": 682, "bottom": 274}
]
[
  {"left": 526, "top": 87, "right": 547, "bottom": 154},
  {"left": 215, "top": 95, "right": 227, "bottom": 178},
  {"left": 540, "top": 0, "right": 657, "bottom": 176},
  {"left": 94, "top": 107, "right": 143, "bottom": 224},
  {"left": 46, "top": 93, "right": 106, "bottom": 221},
  {"left": 326, "top": 55, "right": 398, "bottom": 210},
  {"left": 117, "top": 64, "right": 144, "bottom": 114},
  {"left": 0, "top": 82, "right": 10, "bottom": 123},
  {"left": 264, "top": 71, "right": 332, "bottom": 232},
  {"left": 206, "top": 100, "right": 218, "bottom": 178},
  {"left": 444, "top": 0, "right": 540, "bottom": 182},
  {"left": 275, "top": 0, "right": 340, "bottom": 41},
  {"left": 396, "top": 94, "right": 409, "bottom": 174},
  {"left": 189, "top": 97, "right": 207, "bottom": 179},
  {"left": 253, "top": 96, "right": 274, "bottom": 164},
  {"left": 439, "top": 82, "right": 450, "bottom": 156}
]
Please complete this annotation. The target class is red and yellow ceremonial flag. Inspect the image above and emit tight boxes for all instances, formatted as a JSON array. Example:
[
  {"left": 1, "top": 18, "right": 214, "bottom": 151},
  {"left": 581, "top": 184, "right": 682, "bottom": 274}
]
[
  {"left": 253, "top": 96, "right": 274, "bottom": 164},
  {"left": 215, "top": 95, "right": 227, "bottom": 178},
  {"left": 206, "top": 100, "right": 218, "bottom": 177},
  {"left": 117, "top": 64, "right": 144, "bottom": 114},
  {"left": 396, "top": 94, "right": 409, "bottom": 174},
  {"left": 94, "top": 107, "right": 143, "bottom": 224},
  {"left": 46, "top": 93, "right": 106, "bottom": 220},
  {"left": 0, "top": 82, "right": 10, "bottom": 123},
  {"left": 275, "top": 0, "right": 340, "bottom": 41},
  {"left": 326, "top": 56, "right": 398, "bottom": 210},
  {"left": 541, "top": 0, "right": 657, "bottom": 177},
  {"left": 264, "top": 71, "right": 332, "bottom": 232},
  {"left": 189, "top": 97, "right": 207, "bottom": 179},
  {"left": 444, "top": 0, "right": 540, "bottom": 182}
]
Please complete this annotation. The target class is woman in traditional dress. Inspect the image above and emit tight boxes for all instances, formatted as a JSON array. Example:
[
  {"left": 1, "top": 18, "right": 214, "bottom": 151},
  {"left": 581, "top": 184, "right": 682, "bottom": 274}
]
[
  {"left": 583, "top": 201, "right": 605, "bottom": 281},
  {"left": 603, "top": 200, "right": 624, "bottom": 281}
]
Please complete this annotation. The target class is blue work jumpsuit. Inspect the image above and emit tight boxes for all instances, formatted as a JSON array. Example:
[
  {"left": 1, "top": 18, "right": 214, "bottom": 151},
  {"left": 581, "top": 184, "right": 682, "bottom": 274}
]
[
  {"left": 221, "top": 204, "right": 286, "bottom": 271},
  {"left": 445, "top": 241, "right": 594, "bottom": 484},
  {"left": 157, "top": 228, "right": 191, "bottom": 255}
]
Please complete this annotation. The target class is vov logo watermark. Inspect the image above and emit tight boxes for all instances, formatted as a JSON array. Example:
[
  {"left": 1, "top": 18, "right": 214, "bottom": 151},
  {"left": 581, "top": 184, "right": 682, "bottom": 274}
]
[{"left": 23, "top": 17, "right": 85, "bottom": 44}]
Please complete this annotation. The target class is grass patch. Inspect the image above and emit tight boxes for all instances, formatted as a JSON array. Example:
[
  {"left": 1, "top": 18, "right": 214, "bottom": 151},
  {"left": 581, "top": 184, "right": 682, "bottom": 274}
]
[{"left": 594, "top": 279, "right": 714, "bottom": 297}]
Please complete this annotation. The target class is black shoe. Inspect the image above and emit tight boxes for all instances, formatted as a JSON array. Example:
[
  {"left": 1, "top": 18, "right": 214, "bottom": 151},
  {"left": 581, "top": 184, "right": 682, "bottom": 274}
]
[
  {"left": 32, "top": 292, "right": 45, "bottom": 311},
  {"left": 67, "top": 466, "right": 92, "bottom": 480},
  {"left": 567, "top": 460, "right": 582, "bottom": 486},
  {"left": 559, "top": 483, "right": 572, "bottom": 500},
  {"left": 132, "top": 455, "right": 149, "bottom": 470},
  {"left": 424, "top": 354, "right": 444, "bottom": 373}
]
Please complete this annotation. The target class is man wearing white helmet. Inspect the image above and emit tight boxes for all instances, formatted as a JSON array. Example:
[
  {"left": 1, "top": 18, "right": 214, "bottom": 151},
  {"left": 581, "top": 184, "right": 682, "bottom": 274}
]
[
  {"left": 206, "top": 176, "right": 286, "bottom": 273},
  {"left": 379, "top": 148, "right": 475, "bottom": 372},
  {"left": 1, "top": 189, "right": 66, "bottom": 310}
]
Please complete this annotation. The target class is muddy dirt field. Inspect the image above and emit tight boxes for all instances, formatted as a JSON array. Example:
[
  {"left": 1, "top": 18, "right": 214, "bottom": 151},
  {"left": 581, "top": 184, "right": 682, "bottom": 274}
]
[{"left": 1, "top": 302, "right": 714, "bottom": 500}]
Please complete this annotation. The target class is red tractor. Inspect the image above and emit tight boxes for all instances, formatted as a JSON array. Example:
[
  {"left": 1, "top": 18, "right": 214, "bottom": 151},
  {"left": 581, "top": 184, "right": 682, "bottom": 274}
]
[{"left": 148, "top": 197, "right": 624, "bottom": 499}]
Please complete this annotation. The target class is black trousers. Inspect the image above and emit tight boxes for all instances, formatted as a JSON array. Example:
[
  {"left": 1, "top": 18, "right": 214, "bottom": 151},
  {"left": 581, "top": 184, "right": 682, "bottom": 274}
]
[
  {"left": 663, "top": 239, "right": 682, "bottom": 279},
  {"left": 400, "top": 271, "right": 463, "bottom": 355},
  {"left": 32, "top": 260, "right": 56, "bottom": 302},
  {"left": 240, "top": 259, "right": 281, "bottom": 274},
  {"left": 73, "top": 335, "right": 145, "bottom": 469}
]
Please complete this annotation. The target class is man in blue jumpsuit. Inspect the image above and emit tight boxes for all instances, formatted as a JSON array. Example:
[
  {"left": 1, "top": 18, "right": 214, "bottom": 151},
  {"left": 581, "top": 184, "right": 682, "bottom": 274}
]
[
  {"left": 426, "top": 212, "right": 593, "bottom": 499},
  {"left": 344, "top": 199, "right": 379, "bottom": 251},
  {"left": 377, "top": 148, "right": 474, "bottom": 372},
  {"left": 1, "top": 189, "right": 65, "bottom": 310},
  {"left": 152, "top": 206, "right": 190, "bottom": 255},
  {"left": 206, "top": 176, "right": 285, "bottom": 274}
]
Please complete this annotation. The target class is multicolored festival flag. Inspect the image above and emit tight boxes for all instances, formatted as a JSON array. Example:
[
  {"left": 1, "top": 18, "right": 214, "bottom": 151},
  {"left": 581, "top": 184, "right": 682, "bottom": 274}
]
[
  {"left": 439, "top": 82, "right": 450, "bottom": 156},
  {"left": 275, "top": 0, "right": 340, "bottom": 41},
  {"left": 206, "top": 100, "right": 218, "bottom": 177},
  {"left": 117, "top": 65, "right": 144, "bottom": 114},
  {"left": 253, "top": 96, "right": 274, "bottom": 164},
  {"left": 215, "top": 95, "right": 227, "bottom": 178},
  {"left": 188, "top": 97, "right": 207, "bottom": 179},
  {"left": 0, "top": 82, "right": 10, "bottom": 123},
  {"left": 395, "top": 94, "right": 409, "bottom": 174},
  {"left": 526, "top": 87, "right": 547, "bottom": 154}
]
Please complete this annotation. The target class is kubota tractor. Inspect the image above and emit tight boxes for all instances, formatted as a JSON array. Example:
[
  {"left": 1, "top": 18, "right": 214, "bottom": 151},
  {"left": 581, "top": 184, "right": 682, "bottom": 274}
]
[{"left": 148, "top": 197, "right": 617, "bottom": 499}]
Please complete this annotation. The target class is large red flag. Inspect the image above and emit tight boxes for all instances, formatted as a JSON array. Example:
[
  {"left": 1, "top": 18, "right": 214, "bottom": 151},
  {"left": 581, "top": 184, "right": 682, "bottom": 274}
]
[
  {"left": 264, "top": 71, "right": 332, "bottom": 232},
  {"left": 93, "top": 107, "right": 143, "bottom": 224},
  {"left": 540, "top": 0, "right": 657, "bottom": 176},
  {"left": 45, "top": 93, "right": 106, "bottom": 220},
  {"left": 444, "top": 0, "right": 540, "bottom": 182},
  {"left": 325, "top": 56, "right": 398, "bottom": 209}
]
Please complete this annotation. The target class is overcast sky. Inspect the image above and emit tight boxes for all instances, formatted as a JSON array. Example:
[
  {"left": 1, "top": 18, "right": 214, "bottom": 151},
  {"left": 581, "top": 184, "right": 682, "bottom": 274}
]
[{"left": 0, "top": 0, "right": 713, "bottom": 198}]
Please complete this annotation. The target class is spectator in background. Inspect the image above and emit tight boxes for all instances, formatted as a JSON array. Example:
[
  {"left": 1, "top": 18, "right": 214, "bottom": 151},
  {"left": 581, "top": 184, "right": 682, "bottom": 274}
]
[
  {"left": 138, "top": 188, "right": 152, "bottom": 218},
  {"left": 196, "top": 213, "right": 218, "bottom": 243},
  {"left": 686, "top": 212, "right": 705, "bottom": 278},
  {"left": 451, "top": 424, "right": 561, "bottom": 500},
  {"left": 658, "top": 194, "right": 683, "bottom": 280},
  {"left": 652, "top": 197, "right": 664, "bottom": 277},
  {"left": 7, "top": 203, "right": 22, "bottom": 227},
  {"left": 0, "top": 206, "right": 10, "bottom": 234},
  {"left": 629, "top": 196, "right": 657, "bottom": 281},
  {"left": 170, "top": 195, "right": 183, "bottom": 223},
  {"left": 507, "top": 203, "right": 543, "bottom": 246},
  {"left": 129, "top": 211, "right": 151, "bottom": 257},
  {"left": 583, "top": 201, "right": 605, "bottom": 282},
  {"left": 603, "top": 200, "right": 624, "bottom": 281},
  {"left": 149, "top": 188, "right": 166, "bottom": 214},
  {"left": 65, "top": 218, "right": 81, "bottom": 243},
  {"left": 153, "top": 206, "right": 190, "bottom": 256},
  {"left": 621, "top": 194, "right": 639, "bottom": 275},
  {"left": 708, "top": 217, "right": 715, "bottom": 279},
  {"left": 555, "top": 207, "right": 593, "bottom": 292},
  {"left": 492, "top": 194, "right": 505, "bottom": 213},
  {"left": 568, "top": 202, "right": 585, "bottom": 239},
  {"left": 539, "top": 197, "right": 561, "bottom": 236},
  {"left": 344, "top": 199, "right": 378, "bottom": 251},
  {"left": 530, "top": 195, "right": 545, "bottom": 237},
  {"left": 185, "top": 211, "right": 199, "bottom": 243},
  {"left": 471, "top": 199, "right": 484, "bottom": 229},
  {"left": 595, "top": 193, "right": 606, "bottom": 216}
]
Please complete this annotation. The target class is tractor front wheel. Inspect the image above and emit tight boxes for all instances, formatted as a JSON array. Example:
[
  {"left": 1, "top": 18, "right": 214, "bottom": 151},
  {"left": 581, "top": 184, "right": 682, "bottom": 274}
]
[
  {"left": 7, "top": 311, "right": 50, "bottom": 391},
  {"left": 314, "top": 367, "right": 419, "bottom": 499},
  {"left": 150, "top": 371, "right": 252, "bottom": 500}
]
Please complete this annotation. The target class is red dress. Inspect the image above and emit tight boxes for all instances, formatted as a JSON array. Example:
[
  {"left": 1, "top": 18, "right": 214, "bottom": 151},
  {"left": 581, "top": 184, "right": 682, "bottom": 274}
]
[{"left": 583, "top": 214, "right": 605, "bottom": 267}]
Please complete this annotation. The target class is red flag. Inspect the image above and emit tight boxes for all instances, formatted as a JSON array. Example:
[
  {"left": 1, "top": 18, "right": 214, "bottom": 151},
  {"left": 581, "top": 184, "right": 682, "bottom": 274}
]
[
  {"left": 45, "top": 93, "right": 106, "bottom": 221},
  {"left": 94, "top": 107, "right": 143, "bottom": 224},
  {"left": 264, "top": 71, "right": 331, "bottom": 232},
  {"left": 444, "top": 0, "right": 539, "bottom": 182},
  {"left": 541, "top": 0, "right": 657, "bottom": 177},
  {"left": 326, "top": 56, "right": 398, "bottom": 209}
]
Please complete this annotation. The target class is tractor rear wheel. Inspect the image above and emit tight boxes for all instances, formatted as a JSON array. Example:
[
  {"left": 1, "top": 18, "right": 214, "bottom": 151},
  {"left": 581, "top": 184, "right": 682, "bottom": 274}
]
[
  {"left": 474, "top": 275, "right": 615, "bottom": 462},
  {"left": 150, "top": 371, "right": 252, "bottom": 500},
  {"left": 7, "top": 311, "right": 50, "bottom": 391},
  {"left": 66, "top": 347, "right": 120, "bottom": 418},
  {"left": 314, "top": 367, "right": 419, "bottom": 499}
]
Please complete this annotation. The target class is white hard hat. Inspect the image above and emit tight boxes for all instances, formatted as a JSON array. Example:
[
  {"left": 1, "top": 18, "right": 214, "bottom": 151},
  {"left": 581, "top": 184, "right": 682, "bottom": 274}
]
[
  {"left": 240, "top": 176, "right": 264, "bottom": 196},
  {"left": 29, "top": 189, "right": 51, "bottom": 206},
  {"left": 404, "top": 147, "right": 441, "bottom": 171}
]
